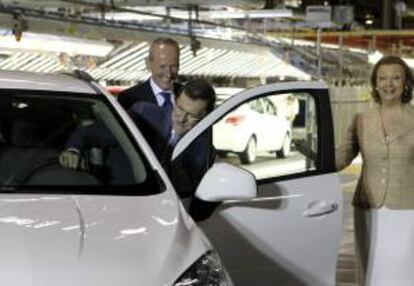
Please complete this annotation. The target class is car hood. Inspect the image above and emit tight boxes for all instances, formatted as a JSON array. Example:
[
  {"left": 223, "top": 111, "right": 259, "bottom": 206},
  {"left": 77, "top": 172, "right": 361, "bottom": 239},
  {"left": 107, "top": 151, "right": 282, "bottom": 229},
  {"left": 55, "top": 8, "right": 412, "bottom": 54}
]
[{"left": 0, "top": 192, "right": 209, "bottom": 285}]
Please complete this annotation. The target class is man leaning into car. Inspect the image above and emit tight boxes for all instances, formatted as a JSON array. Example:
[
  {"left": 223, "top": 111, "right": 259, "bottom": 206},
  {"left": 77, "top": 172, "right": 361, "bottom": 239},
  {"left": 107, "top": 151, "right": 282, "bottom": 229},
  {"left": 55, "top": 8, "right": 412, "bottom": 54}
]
[{"left": 128, "top": 78, "right": 217, "bottom": 197}]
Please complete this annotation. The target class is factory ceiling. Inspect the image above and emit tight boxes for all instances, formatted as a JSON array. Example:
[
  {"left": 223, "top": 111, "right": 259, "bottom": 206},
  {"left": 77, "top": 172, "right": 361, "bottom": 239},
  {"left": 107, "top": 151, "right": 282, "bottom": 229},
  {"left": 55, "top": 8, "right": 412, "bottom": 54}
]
[{"left": 0, "top": 0, "right": 411, "bottom": 83}]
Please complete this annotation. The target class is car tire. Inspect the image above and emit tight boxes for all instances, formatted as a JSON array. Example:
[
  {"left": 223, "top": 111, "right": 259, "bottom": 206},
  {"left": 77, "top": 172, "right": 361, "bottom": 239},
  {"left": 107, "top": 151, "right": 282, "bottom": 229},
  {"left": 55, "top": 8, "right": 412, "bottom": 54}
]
[
  {"left": 217, "top": 151, "right": 228, "bottom": 158},
  {"left": 239, "top": 136, "right": 256, "bottom": 164},
  {"left": 276, "top": 134, "right": 291, "bottom": 158}
]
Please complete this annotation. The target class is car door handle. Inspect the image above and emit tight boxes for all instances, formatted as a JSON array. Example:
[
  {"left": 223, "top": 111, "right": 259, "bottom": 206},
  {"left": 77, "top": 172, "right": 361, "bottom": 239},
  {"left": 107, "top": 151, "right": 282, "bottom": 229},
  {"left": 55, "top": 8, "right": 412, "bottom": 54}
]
[{"left": 303, "top": 201, "right": 338, "bottom": 217}]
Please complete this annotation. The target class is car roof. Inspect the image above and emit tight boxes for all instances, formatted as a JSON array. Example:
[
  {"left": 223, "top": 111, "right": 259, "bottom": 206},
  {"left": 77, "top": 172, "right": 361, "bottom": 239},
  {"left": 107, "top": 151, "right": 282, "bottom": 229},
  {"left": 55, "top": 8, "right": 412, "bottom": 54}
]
[{"left": 0, "top": 70, "right": 98, "bottom": 94}]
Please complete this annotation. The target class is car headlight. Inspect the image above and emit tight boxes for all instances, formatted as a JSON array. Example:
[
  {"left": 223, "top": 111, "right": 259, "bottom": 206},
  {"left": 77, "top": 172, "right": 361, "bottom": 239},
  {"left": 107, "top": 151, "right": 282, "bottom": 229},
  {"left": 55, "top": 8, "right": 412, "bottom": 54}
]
[{"left": 174, "top": 250, "right": 230, "bottom": 286}]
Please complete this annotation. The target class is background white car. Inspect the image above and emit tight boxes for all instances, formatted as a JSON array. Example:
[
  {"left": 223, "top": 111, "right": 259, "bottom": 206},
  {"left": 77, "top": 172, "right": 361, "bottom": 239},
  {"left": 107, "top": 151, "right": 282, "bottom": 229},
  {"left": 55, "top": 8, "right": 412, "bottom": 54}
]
[{"left": 213, "top": 96, "right": 291, "bottom": 164}]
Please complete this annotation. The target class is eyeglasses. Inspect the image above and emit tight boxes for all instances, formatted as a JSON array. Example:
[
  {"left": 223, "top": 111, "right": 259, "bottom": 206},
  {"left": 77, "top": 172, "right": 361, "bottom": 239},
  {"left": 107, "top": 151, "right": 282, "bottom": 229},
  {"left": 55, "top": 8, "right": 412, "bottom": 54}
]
[{"left": 174, "top": 103, "right": 205, "bottom": 123}]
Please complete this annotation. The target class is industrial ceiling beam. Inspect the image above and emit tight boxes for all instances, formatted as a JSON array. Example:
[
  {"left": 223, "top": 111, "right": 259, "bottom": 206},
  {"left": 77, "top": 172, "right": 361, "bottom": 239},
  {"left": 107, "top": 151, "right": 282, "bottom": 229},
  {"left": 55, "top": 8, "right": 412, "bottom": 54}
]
[
  {"left": 0, "top": 4, "right": 272, "bottom": 53},
  {"left": 267, "top": 29, "right": 414, "bottom": 38}
]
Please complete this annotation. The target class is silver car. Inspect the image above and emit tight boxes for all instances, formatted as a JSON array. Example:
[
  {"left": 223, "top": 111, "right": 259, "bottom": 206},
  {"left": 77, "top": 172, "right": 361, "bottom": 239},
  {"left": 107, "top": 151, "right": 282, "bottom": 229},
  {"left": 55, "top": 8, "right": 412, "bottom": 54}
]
[{"left": 0, "top": 70, "right": 343, "bottom": 286}]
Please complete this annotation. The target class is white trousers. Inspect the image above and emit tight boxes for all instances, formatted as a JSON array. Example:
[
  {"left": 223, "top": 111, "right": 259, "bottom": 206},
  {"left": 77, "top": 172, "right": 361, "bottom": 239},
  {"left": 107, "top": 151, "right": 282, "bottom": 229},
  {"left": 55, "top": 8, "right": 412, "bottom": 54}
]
[{"left": 355, "top": 207, "right": 414, "bottom": 286}]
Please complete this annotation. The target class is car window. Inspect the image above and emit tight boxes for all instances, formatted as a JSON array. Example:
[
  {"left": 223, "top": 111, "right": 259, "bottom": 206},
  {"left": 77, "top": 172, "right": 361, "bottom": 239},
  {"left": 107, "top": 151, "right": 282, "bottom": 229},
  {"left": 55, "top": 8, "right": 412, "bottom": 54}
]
[
  {"left": 0, "top": 89, "right": 160, "bottom": 193},
  {"left": 263, "top": 98, "right": 277, "bottom": 115},
  {"left": 213, "top": 92, "right": 317, "bottom": 180},
  {"left": 249, "top": 99, "right": 264, "bottom": 113}
]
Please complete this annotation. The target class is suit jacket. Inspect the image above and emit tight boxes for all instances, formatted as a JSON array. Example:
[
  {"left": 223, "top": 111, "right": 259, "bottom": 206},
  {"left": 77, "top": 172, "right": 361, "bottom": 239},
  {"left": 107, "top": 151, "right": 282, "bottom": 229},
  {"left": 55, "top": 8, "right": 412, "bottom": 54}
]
[
  {"left": 128, "top": 102, "right": 171, "bottom": 163},
  {"left": 336, "top": 104, "right": 414, "bottom": 209},
  {"left": 168, "top": 131, "right": 216, "bottom": 198},
  {"left": 118, "top": 79, "right": 182, "bottom": 110},
  {"left": 128, "top": 101, "right": 215, "bottom": 197}
]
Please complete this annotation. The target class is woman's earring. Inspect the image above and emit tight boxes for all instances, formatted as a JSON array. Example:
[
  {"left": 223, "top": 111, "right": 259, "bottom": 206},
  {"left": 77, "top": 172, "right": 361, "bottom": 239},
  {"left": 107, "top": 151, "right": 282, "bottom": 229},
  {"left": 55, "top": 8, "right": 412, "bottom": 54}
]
[{"left": 404, "top": 85, "right": 409, "bottom": 100}]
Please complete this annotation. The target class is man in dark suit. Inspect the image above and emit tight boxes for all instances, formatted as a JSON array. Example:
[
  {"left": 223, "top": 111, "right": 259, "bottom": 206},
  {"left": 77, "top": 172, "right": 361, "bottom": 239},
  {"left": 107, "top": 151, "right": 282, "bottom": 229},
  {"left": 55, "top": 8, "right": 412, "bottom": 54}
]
[
  {"left": 59, "top": 79, "right": 215, "bottom": 189},
  {"left": 128, "top": 79, "right": 216, "bottom": 197},
  {"left": 117, "top": 37, "right": 181, "bottom": 126}
]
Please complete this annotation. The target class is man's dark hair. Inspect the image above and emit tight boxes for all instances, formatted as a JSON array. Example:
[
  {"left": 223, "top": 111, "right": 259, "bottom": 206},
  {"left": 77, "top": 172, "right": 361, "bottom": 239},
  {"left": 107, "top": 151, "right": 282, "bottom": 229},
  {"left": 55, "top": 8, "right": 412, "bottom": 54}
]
[
  {"left": 148, "top": 37, "right": 180, "bottom": 61},
  {"left": 371, "top": 55, "right": 413, "bottom": 104},
  {"left": 179, "top": 79, "right": 216, "bottom": 113}
]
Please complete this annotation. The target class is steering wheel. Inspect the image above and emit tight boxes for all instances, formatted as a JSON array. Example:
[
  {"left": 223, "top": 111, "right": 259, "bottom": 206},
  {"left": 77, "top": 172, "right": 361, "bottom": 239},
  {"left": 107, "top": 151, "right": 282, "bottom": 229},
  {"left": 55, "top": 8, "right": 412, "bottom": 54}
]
[
  {"left": 10, "top": 155, "right": 101, "bottom": 186},
  {"left": 9, "top": 156, "right": 60, "bottom": 185}
]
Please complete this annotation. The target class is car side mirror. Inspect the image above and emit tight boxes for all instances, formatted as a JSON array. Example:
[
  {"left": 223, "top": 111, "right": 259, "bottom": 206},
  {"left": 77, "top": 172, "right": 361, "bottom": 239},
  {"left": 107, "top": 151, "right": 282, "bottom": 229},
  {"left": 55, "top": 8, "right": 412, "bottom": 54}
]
[{"left": 195, "top": 162, "right": 257, "bottom": 202}]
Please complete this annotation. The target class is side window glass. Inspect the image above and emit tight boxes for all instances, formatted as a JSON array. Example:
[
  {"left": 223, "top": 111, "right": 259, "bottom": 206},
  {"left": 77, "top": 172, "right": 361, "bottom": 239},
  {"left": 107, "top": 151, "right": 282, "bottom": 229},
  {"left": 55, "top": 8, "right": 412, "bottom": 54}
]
[
  {"left": 263, "top": 98, "right": 277, "bottom": 115},
  {"left": 249, "top": 99, "right": 264, "bottom": 113},
  {"left": 214, "top": 92, "right": 317, "bottom": 179}
]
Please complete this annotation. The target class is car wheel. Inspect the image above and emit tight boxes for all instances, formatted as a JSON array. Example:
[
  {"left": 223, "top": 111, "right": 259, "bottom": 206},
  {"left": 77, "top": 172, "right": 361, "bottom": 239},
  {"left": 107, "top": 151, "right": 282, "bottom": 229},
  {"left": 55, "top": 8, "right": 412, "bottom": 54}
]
[
  {"left": 239, "top": 136, "right": 256, "bottom": 164},
  {"left": 217, "top": 151, "right": 228, "bottom": 158},
  {"left": 276, "top": 134, "right": 291, "bottom": 158}
]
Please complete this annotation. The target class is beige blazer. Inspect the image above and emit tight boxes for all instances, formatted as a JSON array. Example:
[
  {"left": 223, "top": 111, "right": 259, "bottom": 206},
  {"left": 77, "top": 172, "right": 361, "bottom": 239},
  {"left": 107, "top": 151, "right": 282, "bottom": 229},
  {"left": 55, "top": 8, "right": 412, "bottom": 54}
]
[{"left": 336, "top": 104, "right": 414, "bottom": 209}]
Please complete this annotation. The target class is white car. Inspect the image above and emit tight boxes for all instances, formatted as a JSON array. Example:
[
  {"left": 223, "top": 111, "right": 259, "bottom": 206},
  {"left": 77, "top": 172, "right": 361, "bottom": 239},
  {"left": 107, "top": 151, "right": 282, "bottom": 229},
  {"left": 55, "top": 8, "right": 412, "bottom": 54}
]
[
  {"left": 0, "top": 71, "right": 343, "bottom": 286},
  {"left": 0, "top": 70, "right": 245, "bottom": 285},
  {"left": 213, "top": 96, "right": 291, "bottom": 164}
]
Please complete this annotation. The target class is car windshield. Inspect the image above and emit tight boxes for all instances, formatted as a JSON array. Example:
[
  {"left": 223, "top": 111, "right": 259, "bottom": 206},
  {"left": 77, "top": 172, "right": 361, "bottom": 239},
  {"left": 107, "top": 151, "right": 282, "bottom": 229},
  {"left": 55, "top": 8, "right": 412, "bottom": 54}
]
[{"left": 0, "top": 89, "right": 162, "bottom": 195}]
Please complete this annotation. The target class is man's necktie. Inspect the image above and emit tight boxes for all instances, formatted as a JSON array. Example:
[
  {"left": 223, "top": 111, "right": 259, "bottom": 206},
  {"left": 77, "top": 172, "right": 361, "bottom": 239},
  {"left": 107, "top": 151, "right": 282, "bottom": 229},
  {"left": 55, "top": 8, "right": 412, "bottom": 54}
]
[
  {"left": 160, "top": 92, "right": 173, "bottom": 116},
  {"left": 159, "top": 91, "right": 173, "bottom": 132},
  {"left": 169, "top": 131, "right": 181, "bottom": 147}
]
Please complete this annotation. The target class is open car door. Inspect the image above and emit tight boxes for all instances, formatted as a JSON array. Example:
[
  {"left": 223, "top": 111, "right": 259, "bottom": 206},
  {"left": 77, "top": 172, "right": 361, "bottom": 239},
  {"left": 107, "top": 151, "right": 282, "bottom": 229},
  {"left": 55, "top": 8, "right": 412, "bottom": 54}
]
[{"left": 172, "top": 81, "right": 343, "bottom": 286}]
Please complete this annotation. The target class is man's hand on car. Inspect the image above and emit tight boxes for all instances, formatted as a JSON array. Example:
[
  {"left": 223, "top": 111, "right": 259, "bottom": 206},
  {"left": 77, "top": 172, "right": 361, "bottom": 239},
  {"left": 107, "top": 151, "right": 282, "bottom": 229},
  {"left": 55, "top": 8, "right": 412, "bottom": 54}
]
[{"left": 59, "top": 150, "right": 86, "bottom": 170}]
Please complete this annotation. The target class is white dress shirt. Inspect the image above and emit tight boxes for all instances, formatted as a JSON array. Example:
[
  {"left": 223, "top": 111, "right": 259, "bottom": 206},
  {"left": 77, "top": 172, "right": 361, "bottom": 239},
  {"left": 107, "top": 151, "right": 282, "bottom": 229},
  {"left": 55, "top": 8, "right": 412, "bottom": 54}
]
[{"left": 149, "top": 78, "right": 175, "bottom": 107}]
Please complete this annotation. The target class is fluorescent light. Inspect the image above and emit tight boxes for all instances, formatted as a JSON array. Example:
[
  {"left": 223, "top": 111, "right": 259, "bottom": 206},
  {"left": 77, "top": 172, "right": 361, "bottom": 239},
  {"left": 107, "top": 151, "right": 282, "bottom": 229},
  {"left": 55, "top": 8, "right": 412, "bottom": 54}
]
[
  {"left": 365, "top": 19, "right": 374, "bottom": 25},
  {"left": 86, "top": 8, "right": 293, "bottom": 21},
  {"left": 208, "top": 9, "right": 293, "bottom": 19},
  {"left": 0, "top": 33, "right": 113, "bottom": 57}
]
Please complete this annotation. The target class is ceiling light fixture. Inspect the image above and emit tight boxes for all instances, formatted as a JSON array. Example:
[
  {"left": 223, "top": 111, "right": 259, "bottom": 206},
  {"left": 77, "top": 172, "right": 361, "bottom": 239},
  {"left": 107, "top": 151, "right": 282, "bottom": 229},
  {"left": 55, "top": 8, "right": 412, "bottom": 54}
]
[
  {"left": 365, "top": 19, "right": 374, "bottom": 25},
  {"left": 0, "top": 33, "right": 113, "bottom": 57},
  {"left": 88, "top": 8, "right": 293, "bottom": 21}
]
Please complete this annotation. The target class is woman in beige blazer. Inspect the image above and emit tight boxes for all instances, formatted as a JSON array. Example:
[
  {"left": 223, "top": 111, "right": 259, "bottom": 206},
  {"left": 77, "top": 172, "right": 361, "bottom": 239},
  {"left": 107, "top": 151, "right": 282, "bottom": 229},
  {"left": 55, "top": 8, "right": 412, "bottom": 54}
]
[{"left": 336, "top": 55, "right": 414, "bottom": 286}]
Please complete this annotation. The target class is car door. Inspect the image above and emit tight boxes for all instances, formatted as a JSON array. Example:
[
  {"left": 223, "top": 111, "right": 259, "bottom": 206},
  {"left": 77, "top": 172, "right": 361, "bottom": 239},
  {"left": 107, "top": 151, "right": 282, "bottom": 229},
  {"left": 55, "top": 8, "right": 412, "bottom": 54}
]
[{"left": 172, "top": 81, "right": 343, "bottom": 286}]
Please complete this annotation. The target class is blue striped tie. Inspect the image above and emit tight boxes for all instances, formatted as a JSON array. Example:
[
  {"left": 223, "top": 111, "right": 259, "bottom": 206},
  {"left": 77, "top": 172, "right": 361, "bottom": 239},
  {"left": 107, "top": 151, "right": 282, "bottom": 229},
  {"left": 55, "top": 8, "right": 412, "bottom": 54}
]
[
  {"left": 160, "top": 92, "right": 173, "bottom": 131},
  {"left": 160, "top": 92, "right": 173, "bottom": 115}
]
